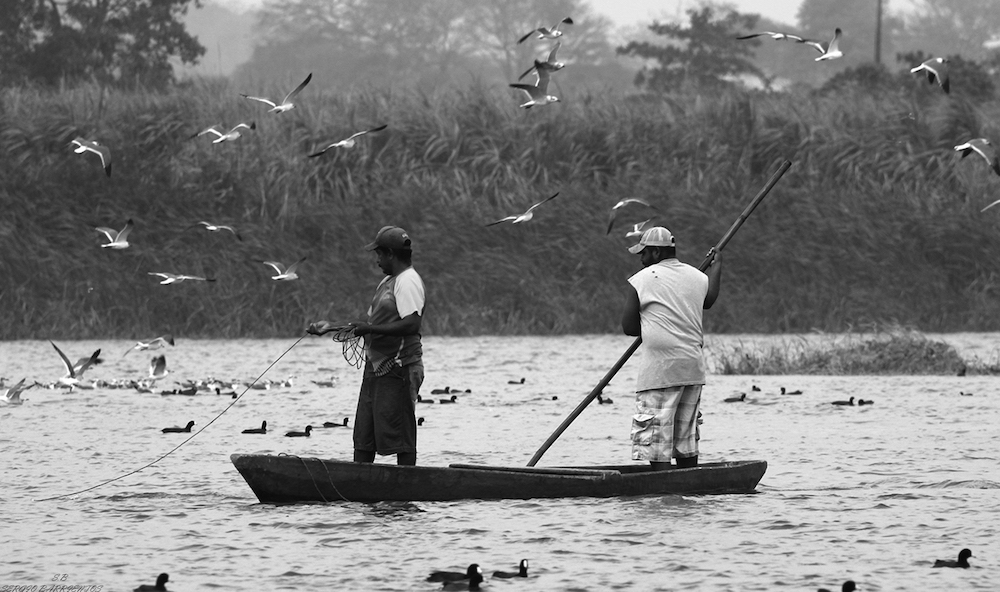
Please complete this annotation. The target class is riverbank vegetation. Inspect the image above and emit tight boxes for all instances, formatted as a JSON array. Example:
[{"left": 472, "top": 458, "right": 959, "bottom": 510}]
[
  {"left": 2, "top": 79, "right": 1000, "bottom": 338},
  {"left": 710, "top": 327, "right": 1000, "bottom": 375}
]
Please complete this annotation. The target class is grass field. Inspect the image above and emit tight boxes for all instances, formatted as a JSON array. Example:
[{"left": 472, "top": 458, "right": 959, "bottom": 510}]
[{"left": 2, "top": 79, "right": 1000, "bottom": 338}]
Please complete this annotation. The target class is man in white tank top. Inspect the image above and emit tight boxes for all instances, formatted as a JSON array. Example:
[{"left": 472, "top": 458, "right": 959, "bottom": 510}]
[{"left": 621, "top": 227, "right": 722, "bottom": 469}]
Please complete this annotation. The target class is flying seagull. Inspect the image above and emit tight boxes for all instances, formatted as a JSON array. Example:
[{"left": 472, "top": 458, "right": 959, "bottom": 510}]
[
  {"left": 70, "top": 137, "right": 112, "bottom": 177},
  {"left": 148, "top": 272, "right": 216, "bottom": 285},
  {"left": 911, "top": 57, "right": 949, "bottom": 93},
  {"left": 625, "top": 218, "right": 654, "bottom": 239},
  {"left": 954, "top": 138, "right": 1000, "bottom": 177},
  {"left": 518, "top": 17, "right": 573, "bottom": 44},
  {"left": 149, "top": 354, "right": 168, "bottom": 381},
  {"left": 736, "top": 31, "right": 805, "bottom": 42},
  {"left": 797, "top": 28, "right": 843, "bottom": 61},
  {"left": 50, "top": 341, "right": 101, "bottom": 389},
  {"left": 194, "top": 122, "right": 256, "bottom": 143},
  {"left": 261, "top": 257, "right": 307, "bottom": 281},
  {"left": 241, "top": 73, "right": 312, "bottom": 113},
  {"left": 308, "top": 124, "right": 388, "bottom": 157},
  {"left": 2, "top": 378, "right": 33, "bottom": 406},
  {"left": 606, "top": 198, "right": 656, "bottom": 235},
  {"left": 981, "top": 198, "right": 1000, "bottom": 213},
  {"left": 518, "top": 41, "right": 566, "bottom": 81},
  {"left": 123, "top": 334, "right": 175, "bottom": 357},
  {"left": 95, "top": 219, "right": 134, "bottom": 249},
  {"left": 486, "top": 192, "right": 559, "bottom": 226},
  {"left": 188, "top": 221, "right": 242, "bottom": 241},
  {"left": 510, "top": 64, "right": 559, "bottom": 109}
]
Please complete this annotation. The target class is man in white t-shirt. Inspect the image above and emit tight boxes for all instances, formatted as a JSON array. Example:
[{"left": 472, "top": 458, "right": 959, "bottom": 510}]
[
  {"left": 309, "top": 226, "right": 426, "bottom": 466},
  {"left": 620, "top": 226, "right": 721, "bottom": 469}
]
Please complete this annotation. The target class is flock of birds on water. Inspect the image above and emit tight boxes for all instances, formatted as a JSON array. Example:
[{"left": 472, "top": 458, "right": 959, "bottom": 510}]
[
  {"left": 0, "top": 334, "right": 535, "bottom": 439},
  {"left": 721, "top": 384, "right": 877, "bottom": 406},
  {"left": 9, "top": 15, "right": 990, "bottom": 592},
  {"left": 129, "top": 545, "right": 975, "bottom": 592}
]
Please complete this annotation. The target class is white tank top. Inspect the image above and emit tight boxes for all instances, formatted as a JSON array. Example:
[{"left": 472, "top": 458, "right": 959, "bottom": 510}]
[{"left": 627, "top": 259, "right": 708, "bottom": 390}]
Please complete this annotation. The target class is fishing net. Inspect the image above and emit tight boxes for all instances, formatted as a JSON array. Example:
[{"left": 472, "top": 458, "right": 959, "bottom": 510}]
[{"left": 331, "top": 326, "right": 364, "bottom": 369}]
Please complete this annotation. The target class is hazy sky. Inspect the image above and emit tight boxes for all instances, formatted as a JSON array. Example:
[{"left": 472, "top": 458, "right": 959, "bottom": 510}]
[
  {"left": 211, "top": 0, "right": 908, "bottom": 30},
  {"left": 589, "top": 0, "right": 802, "bottom": 27},
  {"left": 213, "top": 0, "right": 900, "bottom": 27}
]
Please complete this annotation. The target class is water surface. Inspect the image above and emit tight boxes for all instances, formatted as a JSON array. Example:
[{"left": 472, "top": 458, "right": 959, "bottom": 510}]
[{"left": 2, "top": 334, "right": 997, "bottom": 590}]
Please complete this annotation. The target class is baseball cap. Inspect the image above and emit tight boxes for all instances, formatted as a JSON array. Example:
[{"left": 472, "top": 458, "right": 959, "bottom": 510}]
[
  {"left": 365, "top": 226, "right": 412, "bottom": 251},
  {"left": 627, "top": 226, "right": 675, "bottom": 254}
]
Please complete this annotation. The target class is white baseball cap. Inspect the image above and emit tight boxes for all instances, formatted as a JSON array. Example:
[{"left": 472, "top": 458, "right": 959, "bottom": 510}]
[{"left": 627, "top": 226, "right": 675, "bottom": 254}]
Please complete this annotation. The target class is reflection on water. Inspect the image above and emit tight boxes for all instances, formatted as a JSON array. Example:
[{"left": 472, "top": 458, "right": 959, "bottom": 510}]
[{"left": 2, "top": 335, "right": 999, "bottom": 590}]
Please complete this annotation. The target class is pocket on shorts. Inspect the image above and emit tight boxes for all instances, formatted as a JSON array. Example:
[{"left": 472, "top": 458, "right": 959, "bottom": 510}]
[
  {"left": 630, "top": 413, "right": 658, "bottom": 446},
  {"left": 406, "top": 364, "right": 424, "bottom": 405}
]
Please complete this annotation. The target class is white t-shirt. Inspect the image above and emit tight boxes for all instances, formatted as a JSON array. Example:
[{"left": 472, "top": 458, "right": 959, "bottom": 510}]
[{"left": 627, "top": 259, "right": 708, "bottom": 391}]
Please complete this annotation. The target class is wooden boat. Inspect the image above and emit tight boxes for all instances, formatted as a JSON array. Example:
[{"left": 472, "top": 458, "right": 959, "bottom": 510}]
[{"left": 230, "top": 453, "right": 766, "bottom": 503}]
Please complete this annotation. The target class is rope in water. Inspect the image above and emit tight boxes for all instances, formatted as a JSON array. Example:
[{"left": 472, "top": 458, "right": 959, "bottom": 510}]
[
  {"left": 36, "top": 334, "right": 308, "bottom": 502},
  {"left": 290, "top": 454, "right": 351, "bottom": 503}
]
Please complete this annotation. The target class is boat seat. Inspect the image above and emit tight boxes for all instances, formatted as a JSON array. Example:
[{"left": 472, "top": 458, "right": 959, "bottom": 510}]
[{"left": 448, "top": 464, "right": 621, "bottom": 476}]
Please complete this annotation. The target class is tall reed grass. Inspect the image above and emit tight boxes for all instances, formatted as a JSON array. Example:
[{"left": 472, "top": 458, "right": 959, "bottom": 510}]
[
  {"left": 2, "top": 80, "right": 1000, "bottom": 338},
  {"left": 710, "top": 327, "right": 984, "bottom": 375}
]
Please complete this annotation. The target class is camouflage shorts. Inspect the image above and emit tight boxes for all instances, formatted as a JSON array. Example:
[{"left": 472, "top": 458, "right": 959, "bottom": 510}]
[{"left": 631, "top": 384, "right": 702, "bottom": 462}]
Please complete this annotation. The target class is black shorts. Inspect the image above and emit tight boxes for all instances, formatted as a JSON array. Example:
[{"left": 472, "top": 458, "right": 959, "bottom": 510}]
[{"left": 354, "top": 363, "right": 422, "bottom": 455}]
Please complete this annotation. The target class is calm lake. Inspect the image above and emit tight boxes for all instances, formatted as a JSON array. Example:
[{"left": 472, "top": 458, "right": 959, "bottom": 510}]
[{"left": 2, "top": 334, "right": 998, "bottom": 591}]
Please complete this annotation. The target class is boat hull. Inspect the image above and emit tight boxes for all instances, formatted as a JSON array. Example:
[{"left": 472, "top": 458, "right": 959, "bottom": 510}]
[{"left": 230, "top": 454, "right": 767, "bottom": 503}]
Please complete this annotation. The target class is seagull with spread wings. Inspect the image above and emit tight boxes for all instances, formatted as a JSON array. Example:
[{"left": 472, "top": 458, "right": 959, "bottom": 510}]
[
  {"left": 194, "top": 122, "right": 256, "bottom": 143},
  {"left": 510, "top": 64, "right": 560, "bottom": 109},
  {"left": 606, "top": 198, "right": 656, "bottom": 235},
  {"left": 518, "top": 17, "right": 573, "bottom": 44},
  {"left": 955, "top": 138, "right": 1000, "bottom": 177},
  {"left": 95, "top": 219, "right": 134, "bottom": 249},
  {"left": 123, "top": 334, "right": 175, "bottom": 357},
  {"left": 148, "top": 272, "right": 216, "bottom": 285},
  {"left": 486, "top": 192, "right": 559, "bottom": 226},
  {"left": 50, "top": 341, "right": 101, "bottom": 390},
  {"left": 241, "top": 73, "right": 312, "bottom": 113},
  {"left": 2, "top": 378, "right": 34, "bottom": 406},
  {"left": 625, "top": 218, "right": 654, "bottom": 239},
  {"left": 797, "top": 28, "right": 843, "bottom": 61},
  {"left": 736, "top": 31, "right": 805, "bottom": 42},
  {"left": 70, "top": 137, "right": 112, "bottom": 177},
  {"left": 262, "top": 257, "right": 307, "bottom": 281},
  {"left": 188, "top": 221, "right": 242, "bottom": 241},
  {"left": 911, "top": 57, "right": 949, "bottom": 93},
  {"left": 518, "top": 42, "right": 566, "bottom": 81},
  {"left": 308, "top": 124, "right": 388, "bottom": 157},
  {"left": 149, "top": 355, "right": 168, "bottom": 381}
]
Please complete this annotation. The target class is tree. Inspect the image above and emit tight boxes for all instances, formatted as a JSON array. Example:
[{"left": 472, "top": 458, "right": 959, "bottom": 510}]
[
  {"left": 0, "top": 0, "right": 40, "bottom": 83},
  {"left": 247, "top": 0, "right": 481, "bottom": 90},
  {"left": 469, "top": 0, "right": 615, "bottom": 82},
  {"left": 0, "top": 0, "right": 205, "bottom": 89},
  {"left": 242, "top": 0, "right": 617, "bottom": 92},
  {"left": 616, "top": 5, "right": 764, "bottom": 91}
]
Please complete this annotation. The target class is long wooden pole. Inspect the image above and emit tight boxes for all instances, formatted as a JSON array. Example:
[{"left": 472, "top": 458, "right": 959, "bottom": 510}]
[{"left": 527, "top": 159, "right": 793, "bottom": 467}]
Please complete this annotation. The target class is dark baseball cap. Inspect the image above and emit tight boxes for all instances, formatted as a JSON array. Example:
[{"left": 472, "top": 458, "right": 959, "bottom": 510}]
[{"left": 365, "top": 226, "right": 412, "bottom": 251}]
